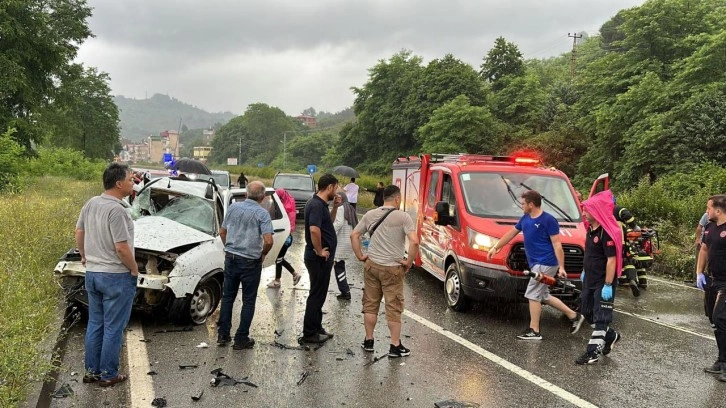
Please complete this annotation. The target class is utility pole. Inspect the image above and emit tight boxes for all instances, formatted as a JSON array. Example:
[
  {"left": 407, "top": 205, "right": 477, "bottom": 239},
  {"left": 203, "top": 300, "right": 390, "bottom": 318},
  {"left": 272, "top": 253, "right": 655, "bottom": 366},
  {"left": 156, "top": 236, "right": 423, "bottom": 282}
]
[
  {"left": 568, "top": 32, "right": 583, "bottom": 83},
  {"left": 238, "top": 136, "right": 242, "bottom": 166}
]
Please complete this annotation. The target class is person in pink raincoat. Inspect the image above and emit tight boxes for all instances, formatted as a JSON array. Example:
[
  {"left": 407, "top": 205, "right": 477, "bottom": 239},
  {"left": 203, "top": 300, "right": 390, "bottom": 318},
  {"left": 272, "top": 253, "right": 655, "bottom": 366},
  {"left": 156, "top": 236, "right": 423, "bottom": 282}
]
[
  {"left": 267, "top": 189, "right": 302, "bottom": 288},
  {"left": 576, "top": 189, "right": 623, "bottom": 365}
]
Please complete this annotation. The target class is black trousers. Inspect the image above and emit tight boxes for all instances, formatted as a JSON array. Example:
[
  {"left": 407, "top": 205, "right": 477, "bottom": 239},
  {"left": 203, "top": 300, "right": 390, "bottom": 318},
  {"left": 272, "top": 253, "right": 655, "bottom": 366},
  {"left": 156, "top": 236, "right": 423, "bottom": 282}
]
[
  {"left": 709, "top": 282, "right": 726, "bottom": 362},
  {"left": 303, "top": 256, "right": 334, "bottom": 336},
  {"left": 581, "top": 279, "right": 618, "bottom": 353}
]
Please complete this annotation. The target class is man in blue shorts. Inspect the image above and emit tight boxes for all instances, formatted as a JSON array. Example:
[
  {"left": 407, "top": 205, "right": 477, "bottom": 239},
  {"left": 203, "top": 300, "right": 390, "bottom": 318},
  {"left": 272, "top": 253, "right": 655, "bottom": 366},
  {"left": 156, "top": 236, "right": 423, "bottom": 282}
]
[{"left": 488, "top": 190, "right": 584, "bottom": 340}]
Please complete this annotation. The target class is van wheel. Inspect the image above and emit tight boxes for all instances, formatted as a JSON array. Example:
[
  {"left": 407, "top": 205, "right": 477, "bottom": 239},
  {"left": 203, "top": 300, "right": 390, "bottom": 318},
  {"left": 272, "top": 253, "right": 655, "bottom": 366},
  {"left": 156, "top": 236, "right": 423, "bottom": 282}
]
[
  {"left": 170, "top": 277, "right": 221, "bottom": 325},
  {"left": 445, "top": 263, "right": 470, "bottom": 312}
]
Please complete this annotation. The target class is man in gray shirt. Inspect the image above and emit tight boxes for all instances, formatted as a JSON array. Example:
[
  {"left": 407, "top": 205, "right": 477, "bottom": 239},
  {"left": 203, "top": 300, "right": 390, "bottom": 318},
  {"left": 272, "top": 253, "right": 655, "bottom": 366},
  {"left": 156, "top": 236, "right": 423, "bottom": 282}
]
[
  {"left": 351, "top": 185, "right": 419, "bottom": 358},
  {"left": 217, "top": 181, "right": 274, "bottom": 349},
  {"left": 75, "top": 163, "right": 138, "bottom": 387}
]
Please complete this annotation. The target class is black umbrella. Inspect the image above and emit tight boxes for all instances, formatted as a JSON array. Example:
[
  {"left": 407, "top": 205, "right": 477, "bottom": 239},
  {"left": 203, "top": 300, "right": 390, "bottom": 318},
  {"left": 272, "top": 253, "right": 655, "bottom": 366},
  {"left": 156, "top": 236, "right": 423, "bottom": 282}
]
[
  {"left": 169, "top": 158, "right": 211, "bottom": 175},
  {"left": 331, "top": 165, "right": 360, "bottom": 178}
]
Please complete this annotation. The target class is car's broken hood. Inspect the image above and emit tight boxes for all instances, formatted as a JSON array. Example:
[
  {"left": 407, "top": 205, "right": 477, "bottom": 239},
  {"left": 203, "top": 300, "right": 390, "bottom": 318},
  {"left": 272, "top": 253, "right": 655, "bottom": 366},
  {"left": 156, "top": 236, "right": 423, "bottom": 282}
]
[{"left": 135, "top": 216, "right": 215, "bottom": 253}]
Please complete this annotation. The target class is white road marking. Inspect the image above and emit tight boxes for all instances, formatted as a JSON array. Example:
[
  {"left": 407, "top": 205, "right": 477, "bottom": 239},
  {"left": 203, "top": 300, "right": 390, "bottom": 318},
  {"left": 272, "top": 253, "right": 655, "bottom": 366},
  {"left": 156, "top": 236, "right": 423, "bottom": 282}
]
[
  {"left": 648, "top": 276, "right": 701, "bottom": 291},
  {"left": 403, "top": 309, "right": 599, "bottom": 408},
  {"left": 125, "top": 321, "right": 155, "bottom": 407},
  {"left": 613, "top": 309, "right": 715, "bottom": 341}
]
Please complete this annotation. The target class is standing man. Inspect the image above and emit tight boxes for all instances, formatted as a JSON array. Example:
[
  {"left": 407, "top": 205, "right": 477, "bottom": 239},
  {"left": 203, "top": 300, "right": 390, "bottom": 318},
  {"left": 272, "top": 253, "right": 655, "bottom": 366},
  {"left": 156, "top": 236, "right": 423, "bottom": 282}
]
[
  {"left": 488, "top": 190, "right": 584, "bottom": 340},
  {"left": 76, "top": 163, "right": 138, "bottom": 387},
  {"left": 301, "top": 174, "right": 341, "bottom": 343},
  {"left": 576, "top": 190, "right": 623, "bottom": 365},
  {"left": 697, "top": 195, "right": 726, "bottom": 381},
  {"left": 351, "top": 185, "right": 419, "bottom": 358},
  {"left": 217, "top": 181, "right": 273, "bottom": 350},
  {"left": 695, "top": 211, "right": 710, "bottom": 286},
  {"left": 344, "top": 177, "right": 359, "bottom": 210}
]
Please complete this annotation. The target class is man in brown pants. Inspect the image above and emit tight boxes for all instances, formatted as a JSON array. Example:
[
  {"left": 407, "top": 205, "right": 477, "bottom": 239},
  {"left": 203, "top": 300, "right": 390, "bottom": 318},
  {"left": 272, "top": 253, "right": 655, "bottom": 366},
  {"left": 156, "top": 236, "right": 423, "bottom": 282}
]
[{"left": 351, "top": 185, "right": 419, "bottom": 358}]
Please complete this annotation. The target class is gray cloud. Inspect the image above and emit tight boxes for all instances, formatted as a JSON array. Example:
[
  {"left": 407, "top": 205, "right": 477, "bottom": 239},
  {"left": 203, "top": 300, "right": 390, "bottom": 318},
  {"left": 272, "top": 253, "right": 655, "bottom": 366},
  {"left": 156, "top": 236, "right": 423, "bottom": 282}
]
[{"left": 77, "top": 0, "right": 644, "bottom": 115}]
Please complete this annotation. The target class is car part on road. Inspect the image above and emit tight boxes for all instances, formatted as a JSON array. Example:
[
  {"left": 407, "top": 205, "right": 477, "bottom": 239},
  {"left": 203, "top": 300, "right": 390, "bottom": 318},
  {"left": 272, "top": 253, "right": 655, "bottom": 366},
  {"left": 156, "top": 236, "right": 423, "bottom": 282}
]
[
  {"left": 151, "top": 397, "right": 168, "bottom": 407},
  {"left": 154, "top": 326, "right": 193, "bottom": 333},
  {"left": 209, "top": 368, "right": 258, "bottom": 388},
  {"left": 191, "top": 390, "right": 204, "bottom": 402},
  {"left": 296, "top": 370, "right": 310, "bottom": 386},
  {"left": 179, "top": 364, "right": 198, "bottom": 369}
]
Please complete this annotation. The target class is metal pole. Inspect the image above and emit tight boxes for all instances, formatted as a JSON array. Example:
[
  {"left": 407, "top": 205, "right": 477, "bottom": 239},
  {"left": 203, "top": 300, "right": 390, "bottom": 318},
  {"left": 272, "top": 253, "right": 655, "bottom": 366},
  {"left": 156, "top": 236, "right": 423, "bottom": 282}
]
[
  {"left": 238, "top": 136, "right": 242, "bottom": 166},
  {"left": 283, "top": 132, "right": 287, "bottom": 169}
]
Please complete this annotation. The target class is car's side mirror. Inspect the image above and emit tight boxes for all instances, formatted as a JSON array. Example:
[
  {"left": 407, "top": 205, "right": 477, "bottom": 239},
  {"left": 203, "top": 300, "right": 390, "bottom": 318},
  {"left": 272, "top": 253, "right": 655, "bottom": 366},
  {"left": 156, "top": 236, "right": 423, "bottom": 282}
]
[
  {"left": 434, "top": 201, "right": 454, "bottom": 226},
  {"left": 205, "top": 182, "right": 216, "bottom": 200}
]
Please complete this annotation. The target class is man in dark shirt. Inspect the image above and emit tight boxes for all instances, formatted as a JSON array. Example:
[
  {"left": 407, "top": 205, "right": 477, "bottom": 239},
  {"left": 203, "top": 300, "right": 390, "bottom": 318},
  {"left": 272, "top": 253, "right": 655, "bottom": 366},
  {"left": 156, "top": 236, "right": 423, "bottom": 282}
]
[
  {"left": 696, "top": 194, "right": 726, "bottom": 382},
  {"left": 301, "top": 173, "right": 341, "bottom": 343},
  {"left": 577, "top": 190, "right": 622, "bottom": 365},
  {"left": 614, "top": 204, "right": 640, "bottom": 297}
]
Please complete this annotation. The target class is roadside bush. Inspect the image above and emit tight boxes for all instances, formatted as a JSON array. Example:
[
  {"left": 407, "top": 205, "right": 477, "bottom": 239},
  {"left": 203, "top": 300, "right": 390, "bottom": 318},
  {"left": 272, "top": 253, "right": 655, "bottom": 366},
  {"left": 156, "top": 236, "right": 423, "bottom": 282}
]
[
  {"left": 0, "top": 129, "right": 26, "bottom": 192},
  {"left": 0, "top": 177, "right": 99, "bottom": 406},
  {"left": 24, "top": 147, "right": 106, "bottom": 181}
]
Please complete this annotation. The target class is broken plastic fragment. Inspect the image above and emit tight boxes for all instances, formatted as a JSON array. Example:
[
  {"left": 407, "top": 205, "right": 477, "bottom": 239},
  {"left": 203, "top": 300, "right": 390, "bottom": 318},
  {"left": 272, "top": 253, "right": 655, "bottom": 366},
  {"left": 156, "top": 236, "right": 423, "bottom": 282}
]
[
  {"left": 191, "top": 390, "right": 204, "bottom": 401},
  {"left": 296, "top": 370, "right": 310, "bottom": 386},
  {"left": 147, "top": 371, "right": 158, "bottom": 376},
  {"left": 434, "top": 400, "right": 480, "bottom": 408},
  {"left": 52, "top": 383, "right": 74, "bottom": 399},
  {"left": 196, "top": 342, "right": 209, "bottom": 348},
  {"left": 151, "top": 397, "right": 168, "bottom": 407},
  {"left": 179, "top": 364, "right": 198, "bottom": 369}
]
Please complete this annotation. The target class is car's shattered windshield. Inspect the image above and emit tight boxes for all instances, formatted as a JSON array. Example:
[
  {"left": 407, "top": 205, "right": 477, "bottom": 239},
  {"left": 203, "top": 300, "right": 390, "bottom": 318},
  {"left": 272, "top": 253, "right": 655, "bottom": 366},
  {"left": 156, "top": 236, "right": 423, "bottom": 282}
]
[{"left": 131, "top": 186, "right": 215, "bottom": 235}]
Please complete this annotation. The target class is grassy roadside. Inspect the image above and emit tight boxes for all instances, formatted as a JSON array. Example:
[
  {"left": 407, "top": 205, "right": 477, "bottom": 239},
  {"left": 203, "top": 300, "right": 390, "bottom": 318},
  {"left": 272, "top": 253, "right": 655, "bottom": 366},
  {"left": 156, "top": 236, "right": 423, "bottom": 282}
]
[{"left": 0, "top": 177, "right": 99, "bottom": 407}]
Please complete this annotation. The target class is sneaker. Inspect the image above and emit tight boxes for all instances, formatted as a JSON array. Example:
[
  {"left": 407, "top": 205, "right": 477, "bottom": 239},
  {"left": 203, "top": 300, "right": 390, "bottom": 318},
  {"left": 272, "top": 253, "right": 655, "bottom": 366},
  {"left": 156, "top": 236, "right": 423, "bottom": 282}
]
[
  {"left": 705, "top": 361, "right": 723, "bottom": 374},
  {"left": 602, "top": 331, "right": 620, "bottom": 356},
  {"left": 217, "top": 335, "right": 232, "bottom": 346},
  {"left": 317, "top": 328, "right": 334, "bottom": 339},
  {"left": 361, "top": 338, "right": 374, "bottom": 352},
  {"left": 337, "top": 292, "right": 351, "bottom": 300},
  {"left": 267, "top": 280, "right": 281, "bottom": 288},
  {"left": 293, "top": 273, "right": 302, "bottom": 286},
  {"left": 517, "top": 328, "right": 542, "bottom": 340},
  {"left": 232, "top": 337, "right": 256, "bottom": 350},
  {"left": 569, "top": 313, "right": 585, "bottom": 335},
  {"left": 575, "top": 350, "right": 601, "bottom": 365},
  {"left": 388, "top": 342, "right": 411, "bottom": 358},
  {"left": 630, "top": 280, "right": 641, "bottom": 297}
]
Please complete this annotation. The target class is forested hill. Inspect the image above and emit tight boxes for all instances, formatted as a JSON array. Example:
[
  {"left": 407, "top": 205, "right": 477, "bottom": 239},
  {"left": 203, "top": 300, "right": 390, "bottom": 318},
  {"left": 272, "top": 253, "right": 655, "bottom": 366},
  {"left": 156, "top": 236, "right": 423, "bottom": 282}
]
[{"left": 114, "top": 94, "right": 236, "bottom": 141}]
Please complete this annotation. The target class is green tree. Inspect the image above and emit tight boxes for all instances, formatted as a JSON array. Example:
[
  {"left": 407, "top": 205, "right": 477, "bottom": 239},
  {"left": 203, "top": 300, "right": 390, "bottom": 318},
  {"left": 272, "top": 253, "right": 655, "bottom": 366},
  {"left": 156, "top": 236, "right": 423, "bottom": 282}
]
[
  {"left": 0, "top": 0, "right": 93, "bottom": 150},
  {"left": 479, "top": 37, "right": 525, "bottom": 89},
  {"left": 42, "top": 64, "right": 120, "bottom": 159},
  {"left": 417, "top": 95, "right": 503, "bottom": 154}
]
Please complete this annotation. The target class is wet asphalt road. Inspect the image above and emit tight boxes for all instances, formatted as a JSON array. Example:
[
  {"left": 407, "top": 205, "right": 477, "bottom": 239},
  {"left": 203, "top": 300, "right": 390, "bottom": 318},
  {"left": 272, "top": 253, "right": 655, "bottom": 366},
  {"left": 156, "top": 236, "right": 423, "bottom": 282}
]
[{"left": 48, "top": 226, "right": 725, "bottom": 408}]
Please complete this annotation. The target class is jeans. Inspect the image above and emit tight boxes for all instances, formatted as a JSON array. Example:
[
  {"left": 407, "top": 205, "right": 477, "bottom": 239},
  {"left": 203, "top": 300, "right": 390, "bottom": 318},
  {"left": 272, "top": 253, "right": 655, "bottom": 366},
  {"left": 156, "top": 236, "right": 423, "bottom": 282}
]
[
  {"left": 275, "top": 235, "right": 295, "bottom": 280},
  {"left": 334, "top": 260, "right": 350, "bottom": 294},
  {"left": 217, "top": 253, "right": 262, "bottom": 342},
  {"left": 84, "top": 271, "right": 137, "bottom": 380},
  {"left": 303, "top": 255, "right": 334, "bottom": 336}
]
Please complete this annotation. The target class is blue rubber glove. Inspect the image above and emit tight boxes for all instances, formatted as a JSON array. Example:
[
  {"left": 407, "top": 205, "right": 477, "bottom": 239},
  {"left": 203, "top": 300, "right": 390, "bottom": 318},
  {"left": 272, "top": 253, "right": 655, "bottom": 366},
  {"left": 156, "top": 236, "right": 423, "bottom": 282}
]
[
  {"left": 601, "top": 284, "right": 613, "bottom": 301},
  {"left": 697, "top": 274, "right": 707, "bottom": 291},
  {"left": 580, "top": 271, "right": 585, "bottom": 282}
]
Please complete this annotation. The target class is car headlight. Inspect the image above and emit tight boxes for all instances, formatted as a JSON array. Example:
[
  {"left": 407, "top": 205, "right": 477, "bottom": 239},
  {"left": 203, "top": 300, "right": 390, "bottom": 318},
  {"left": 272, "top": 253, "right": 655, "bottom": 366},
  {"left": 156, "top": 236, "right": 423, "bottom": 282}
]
[{"left": 468, "top": 227, "right": 499, "bottom": 251}]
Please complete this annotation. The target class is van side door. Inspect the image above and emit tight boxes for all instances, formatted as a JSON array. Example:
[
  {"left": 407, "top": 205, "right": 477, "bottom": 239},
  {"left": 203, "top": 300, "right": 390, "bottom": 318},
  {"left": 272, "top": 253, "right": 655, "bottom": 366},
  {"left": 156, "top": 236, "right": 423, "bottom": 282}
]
[
  {"left": 420, "top": 170, "right": 445, "bottom": 278},
  {"left": 589, "top": 173, "right": 610, "bottom": 198}
]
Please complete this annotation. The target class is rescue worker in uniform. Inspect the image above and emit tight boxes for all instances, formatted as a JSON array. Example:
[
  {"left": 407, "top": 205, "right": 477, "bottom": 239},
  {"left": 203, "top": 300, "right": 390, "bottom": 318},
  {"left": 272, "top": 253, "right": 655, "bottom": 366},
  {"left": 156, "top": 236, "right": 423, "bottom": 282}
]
[
  {"left": 614, "top": 201, "right": 640, "bottom": 297},
  {"left": 697, "top": 194, "right": 726, "bottom": 382}
]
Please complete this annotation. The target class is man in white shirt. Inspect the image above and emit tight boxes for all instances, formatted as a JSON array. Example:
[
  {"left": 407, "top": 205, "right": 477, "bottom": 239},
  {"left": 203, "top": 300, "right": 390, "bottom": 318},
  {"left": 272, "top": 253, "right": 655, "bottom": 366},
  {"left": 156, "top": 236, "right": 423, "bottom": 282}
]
[{"left": 344, "top": 178, "right": 359, "bottom": 209}]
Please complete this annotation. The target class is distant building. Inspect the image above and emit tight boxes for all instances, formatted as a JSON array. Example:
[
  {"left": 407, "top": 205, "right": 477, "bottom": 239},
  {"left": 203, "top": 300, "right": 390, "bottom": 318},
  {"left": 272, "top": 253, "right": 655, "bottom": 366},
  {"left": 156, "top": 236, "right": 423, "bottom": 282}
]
[
  {"left": 147, "top": 130, "right": 180, "bottom": 163},
  {"left": 202, "top": 129, "right": 215, "bottom": 145},
  {"left": 296, "top": 115, "right": 317, "bottom": 128},
  {"left": 120, "top": 142, "right": 150, "bottom": 163},
  {"left": 193, "top": 146, "right": 212, "bottom": 162}
]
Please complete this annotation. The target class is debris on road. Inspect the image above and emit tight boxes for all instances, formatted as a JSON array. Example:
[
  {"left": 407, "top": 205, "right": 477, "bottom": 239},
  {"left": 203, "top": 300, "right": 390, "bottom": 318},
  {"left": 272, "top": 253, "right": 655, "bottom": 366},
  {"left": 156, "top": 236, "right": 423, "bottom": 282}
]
[
  {"left": 274, "top": 329, "right": 284, "bottom": 337},
  {"left": 196, "top": 342, "right": 209, "bottom": 348},
  {"left": 363, "top": 353, "right": 389, "bottom": 367},
  {"left": 191, "top": 390, "right": 204, "bottom": 402},
  {"left": 154, "top": 326, "right": 193, "bottom": 334},
  {"left": 151, "top": 397, "right": 168, "bottom": 407},
  {"left": 271, "top": 340, "right": 304, "bottom": 350},
  {"left": 179, "top": 364, "right": 198, "bottom": 369},
  {"left": 147, "top": 371, "right": 157, "bottom": 376},
  {"left": 296, "top": 370, "right": 310, "bottom": 386},
  {"left": 139, "top": 338, "right": 151, "bottom": 343},
  {"left": 434, "top": 400, "right": 480, "bottom": 408},
  {"left": 346, "top": 348, "right": 355, "bottom": 357},
  {"left": 51, "top": 383, "right": 74, "bottom": 399},
  {"left": 209, "top": 368, "right": 258, "bottom": 388}
]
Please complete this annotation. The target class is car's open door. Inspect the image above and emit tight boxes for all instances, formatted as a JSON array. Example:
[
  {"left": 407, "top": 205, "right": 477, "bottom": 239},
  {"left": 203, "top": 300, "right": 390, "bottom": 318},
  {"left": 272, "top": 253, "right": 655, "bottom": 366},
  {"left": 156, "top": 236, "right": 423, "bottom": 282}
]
[{"left": 589, "top": 173, "right": 610, "bottom": 198}]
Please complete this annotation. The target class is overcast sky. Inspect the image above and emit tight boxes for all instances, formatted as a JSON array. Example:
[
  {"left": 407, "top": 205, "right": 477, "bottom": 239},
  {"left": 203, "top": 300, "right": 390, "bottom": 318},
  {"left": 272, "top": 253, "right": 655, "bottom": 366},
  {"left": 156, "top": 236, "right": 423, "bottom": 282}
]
[{"left": 76, "top": 0, "right": 645, "bottom": 116}]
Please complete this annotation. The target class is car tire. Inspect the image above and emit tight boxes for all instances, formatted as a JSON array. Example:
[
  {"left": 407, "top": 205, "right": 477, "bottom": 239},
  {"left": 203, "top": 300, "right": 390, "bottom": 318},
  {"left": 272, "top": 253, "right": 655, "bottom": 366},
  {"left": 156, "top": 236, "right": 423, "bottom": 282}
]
[
  {"left": 445, "top": 263, "right": 470, "bottom": 312},
  {"left": 169, "top": 276, "right": 221, "bottom": 325}
]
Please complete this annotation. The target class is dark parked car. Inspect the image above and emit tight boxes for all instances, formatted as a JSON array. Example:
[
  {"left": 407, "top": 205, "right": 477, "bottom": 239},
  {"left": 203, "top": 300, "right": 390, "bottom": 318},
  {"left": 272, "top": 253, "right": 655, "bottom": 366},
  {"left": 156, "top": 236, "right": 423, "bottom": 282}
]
[{"left": 272, "top": 172, "right": 316, "bottom": 218}]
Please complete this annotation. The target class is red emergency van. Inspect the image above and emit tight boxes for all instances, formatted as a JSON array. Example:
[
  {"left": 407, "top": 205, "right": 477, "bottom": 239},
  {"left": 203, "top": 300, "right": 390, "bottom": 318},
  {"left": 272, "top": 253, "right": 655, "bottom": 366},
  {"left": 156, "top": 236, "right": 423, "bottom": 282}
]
[{"left": 392, "top": 153, "right": 586, "bottom": 311}]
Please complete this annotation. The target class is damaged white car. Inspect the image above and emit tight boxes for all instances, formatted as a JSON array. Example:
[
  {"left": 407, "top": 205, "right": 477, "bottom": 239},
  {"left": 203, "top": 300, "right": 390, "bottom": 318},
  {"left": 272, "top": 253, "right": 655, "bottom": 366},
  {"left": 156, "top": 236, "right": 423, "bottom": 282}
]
[{"left": 54, "top": 177, "right": 290, "bottom": 325}]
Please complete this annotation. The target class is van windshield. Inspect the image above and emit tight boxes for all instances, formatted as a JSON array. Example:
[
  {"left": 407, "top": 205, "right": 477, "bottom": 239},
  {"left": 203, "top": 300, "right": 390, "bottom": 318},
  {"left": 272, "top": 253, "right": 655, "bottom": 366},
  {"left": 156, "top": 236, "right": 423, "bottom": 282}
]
[
  {"left": 459, "top": 172, "right": 581, "bottom": 222},
  {"left": 274, "top": 176, "right": 313, "bottom": 191}
]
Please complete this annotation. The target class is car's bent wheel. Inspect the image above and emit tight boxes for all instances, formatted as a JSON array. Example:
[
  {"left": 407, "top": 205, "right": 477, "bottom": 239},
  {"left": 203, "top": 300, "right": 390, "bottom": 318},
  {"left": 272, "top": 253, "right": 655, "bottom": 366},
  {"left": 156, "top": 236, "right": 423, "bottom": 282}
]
[
  {"left": 445, "top": 263, "right": 470, "bottom": 312},
  {"left": 170, "top": 277, "right": 221, "bottom": 325}
]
